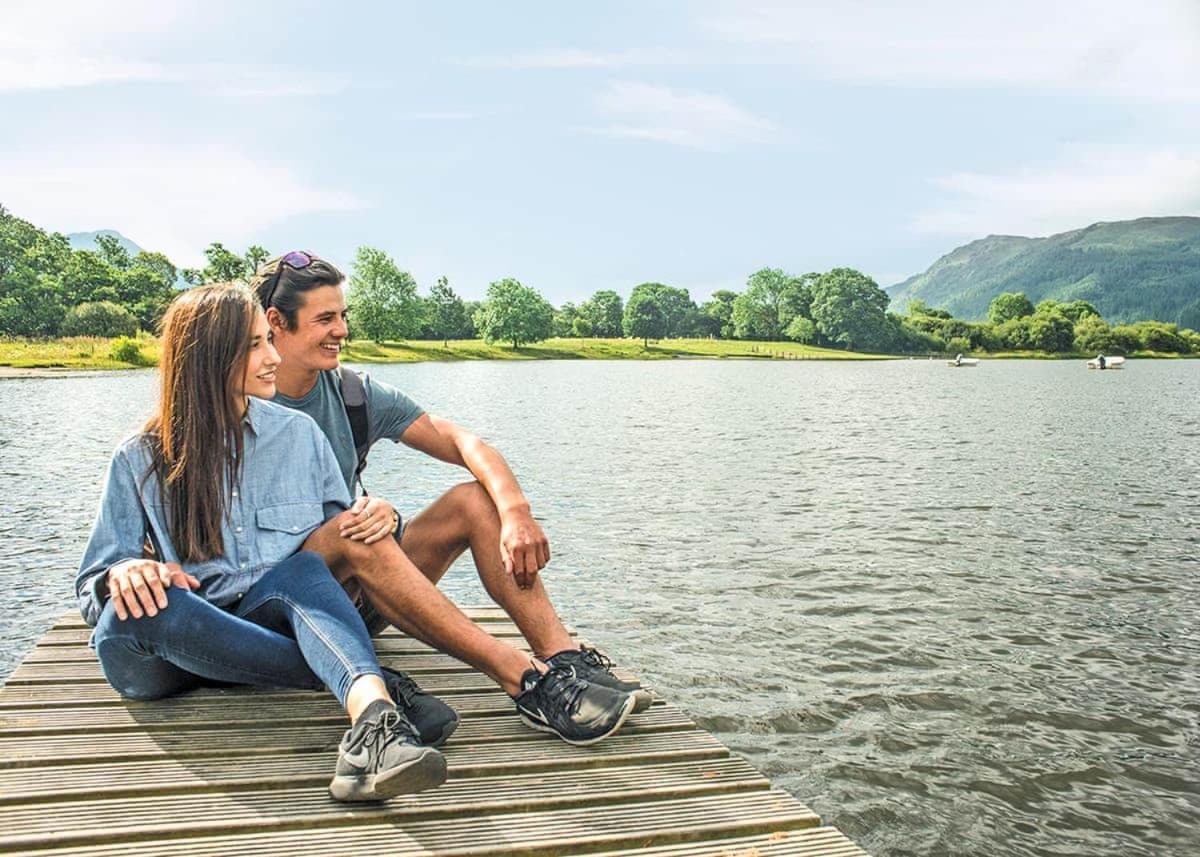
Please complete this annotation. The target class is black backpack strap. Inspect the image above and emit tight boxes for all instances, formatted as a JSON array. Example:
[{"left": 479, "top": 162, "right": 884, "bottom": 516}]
[{"left": 338, "top": 366, "right": 371, "bottom": 495}]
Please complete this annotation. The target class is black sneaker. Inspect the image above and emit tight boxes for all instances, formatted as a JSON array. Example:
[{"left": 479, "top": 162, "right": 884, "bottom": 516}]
[
  {"left": 546, "top": 647, "right": 653, "bottom": 713},
  {"left": 514, "top": 664, "right": 636, "bottom": 746},
  {"left": 329, "top": 699, "right": 447, "bottom": 802},
  {"left": 381, "top": 665, "right": 460, "bottom": 747}
]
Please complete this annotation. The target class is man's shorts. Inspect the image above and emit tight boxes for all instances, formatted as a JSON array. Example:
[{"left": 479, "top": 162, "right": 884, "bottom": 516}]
[{"left": 355, "top": 512, "right": 405, "bottom": 638}]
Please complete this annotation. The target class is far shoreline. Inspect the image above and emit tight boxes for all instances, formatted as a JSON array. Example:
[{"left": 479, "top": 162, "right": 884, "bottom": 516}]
[{"left": 1, "top": 336, "right": 1193, "bottom": 377}]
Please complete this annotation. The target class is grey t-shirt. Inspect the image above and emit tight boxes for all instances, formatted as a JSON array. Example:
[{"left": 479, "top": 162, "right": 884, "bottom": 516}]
[{"left": 273, "top": 369, "right": 424, "bottom": 493}]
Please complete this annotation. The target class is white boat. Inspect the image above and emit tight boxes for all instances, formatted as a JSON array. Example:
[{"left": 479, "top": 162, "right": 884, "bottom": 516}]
[
  {"left": 1087, "top": 356, "right": 1125, "bottom": 370},
  {"left": 947, "top": 358, "right": 979, "bottom": 367}
]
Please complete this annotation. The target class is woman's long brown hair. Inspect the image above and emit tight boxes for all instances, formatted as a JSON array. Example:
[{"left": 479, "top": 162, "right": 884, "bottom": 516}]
[{"left": 144, "top": 284, "right": 257, "bottom": 562}]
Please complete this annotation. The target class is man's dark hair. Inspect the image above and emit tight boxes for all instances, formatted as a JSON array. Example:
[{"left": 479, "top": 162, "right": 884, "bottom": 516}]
[{"left": 249, "top": 252, "right": 345, "bottom": 330}]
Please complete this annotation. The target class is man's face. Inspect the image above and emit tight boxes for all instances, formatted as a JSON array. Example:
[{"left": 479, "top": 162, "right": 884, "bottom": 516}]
[{"left": 269, "top": 284, "right": 349, "bottom": 373}]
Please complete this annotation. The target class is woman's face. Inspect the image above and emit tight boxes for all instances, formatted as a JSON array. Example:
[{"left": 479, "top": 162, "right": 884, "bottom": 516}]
[{"left": 238, "top": 309, "right": 281, "bottom": 401}]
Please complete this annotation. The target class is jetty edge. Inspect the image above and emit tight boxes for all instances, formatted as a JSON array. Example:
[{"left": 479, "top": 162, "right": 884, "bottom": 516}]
[{"left": 0, "top": 606, "right": 870, "bottom": 856}]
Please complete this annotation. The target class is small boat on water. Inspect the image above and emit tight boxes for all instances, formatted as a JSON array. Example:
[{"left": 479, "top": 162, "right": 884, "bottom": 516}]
[
  {"left": 1087, "top": 356, "right": 1126, "bottom": 370},
  {"left": 947, "top": 357, "right": 979, "bottom": 367}
]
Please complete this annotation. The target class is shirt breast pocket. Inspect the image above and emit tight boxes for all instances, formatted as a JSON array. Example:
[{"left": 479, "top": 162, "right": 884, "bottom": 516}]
[{"left": 255, "top": 502, "right": 324, "bottom": 564}]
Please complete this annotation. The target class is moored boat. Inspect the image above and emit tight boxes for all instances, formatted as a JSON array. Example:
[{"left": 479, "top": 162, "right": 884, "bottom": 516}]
[{"left": 1087, "top": 356, "right": 1126, "bottom": 370}]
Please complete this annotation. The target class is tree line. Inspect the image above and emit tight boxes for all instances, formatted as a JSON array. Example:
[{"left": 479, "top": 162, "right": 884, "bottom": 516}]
[{"left": 2, "top": 204, "right": 1196, "bottom": 354}]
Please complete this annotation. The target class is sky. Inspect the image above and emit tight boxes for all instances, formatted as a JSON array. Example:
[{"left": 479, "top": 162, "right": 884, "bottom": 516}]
[{"left": 2, "top": 1, "right": 1199, "bottom": 303}]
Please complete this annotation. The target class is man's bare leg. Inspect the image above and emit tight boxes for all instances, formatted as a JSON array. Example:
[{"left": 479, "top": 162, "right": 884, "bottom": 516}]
[
  {"left": 399, "top": 481, "right": 576, "bottom": 659},
  {"left": 303, "top": 513, "right": 533, "bottom": 696}
]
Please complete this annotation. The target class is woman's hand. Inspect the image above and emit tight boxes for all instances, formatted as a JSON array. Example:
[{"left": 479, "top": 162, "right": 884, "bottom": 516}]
[
  {"left": 106, "top": 560, "right": 200, "bottom": 621},
  {"left": 339, "top": 496, "right": 399, "bottom": 545}
]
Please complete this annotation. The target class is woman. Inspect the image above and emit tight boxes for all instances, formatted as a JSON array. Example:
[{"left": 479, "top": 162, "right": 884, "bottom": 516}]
[{"left": 76, "top": 283, "right": 444, "bottom": 802}]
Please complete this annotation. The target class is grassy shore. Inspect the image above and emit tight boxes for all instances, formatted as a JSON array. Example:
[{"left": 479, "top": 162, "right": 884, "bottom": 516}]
[
  {"left": 3, "top": 336, "right": 1189, "bottom": 372},
  {"left": 0, "top": 336, "right": 886, "bottom": 370}
]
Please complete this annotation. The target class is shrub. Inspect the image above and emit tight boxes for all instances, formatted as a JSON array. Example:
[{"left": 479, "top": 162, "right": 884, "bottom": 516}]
[
  {"left": 109, "top": 336, "right": 148, "bottom": 365},
  {"left": 62, "top": 302, "right": 138, "bottom": 338}
]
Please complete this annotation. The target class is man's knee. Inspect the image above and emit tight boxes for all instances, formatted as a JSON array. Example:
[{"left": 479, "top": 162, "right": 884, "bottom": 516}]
[{"left": 448, "top": 480, "right": 498, "bottom": 521}]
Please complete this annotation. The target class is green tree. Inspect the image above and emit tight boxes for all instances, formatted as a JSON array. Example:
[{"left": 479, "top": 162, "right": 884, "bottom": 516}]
[
  {"left": 244, "top": 245, "right": 270, "bottom": 279},
  {"left": 701, "top": 290, "right": 738, "bottom": 339},
  {"left": 622, "top": 289, "right": 667, "bottom": 347},
  {"left": 988, "top": 292, "right": 1035, "bottom": 325},
  {"left": 1026, "top": 308, "right": 1075, "bottom": 352},
  {"left": 784, "top": 315, "right": 816, "bottom": 343},
  {"left": 427, "top": 276, "right": 470, "bottom": 346},
  {"left": 581, "top": 290, "right": 624, "bottom": 337},
  {"left": 552, "top": 302, "right": 582, "bottom": 338},
  {"left": 1073, "top": 314, "right": 1116, "bottom": 353},
  {"left": 571, "top": 316, "right": 593, "bottom": 337},
  {"left": 809, "top": 268, "right": 891, "bottom": 350},
  {"left": 61, "top": 301, "right": 138, "bottom": 337},
  {"left": 93, "top": 234, "right": 132, "bottom": 270},
  {"left": 474, "top": 278, "right": 554, "bottom": 348},
  {"left": 731, "top": 268, "right": 813, "bottom": 341},
  {"left": 201, "top": 242, "right": 249, "bottom": 283},
  {"left": 347, "top": 246, "right": 422, "bottom": 341},
  {"left": 625, "top": 283, "right": 695, "bottom": 338}
]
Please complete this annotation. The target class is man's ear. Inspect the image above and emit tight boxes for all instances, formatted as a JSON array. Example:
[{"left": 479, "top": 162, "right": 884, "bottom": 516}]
[{"left": 265, "top": 306, "right": 286, "bottom": 333}]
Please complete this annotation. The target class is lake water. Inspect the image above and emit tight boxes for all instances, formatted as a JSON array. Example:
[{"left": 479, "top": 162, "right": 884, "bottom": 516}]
[{"left": 1, "top": 359, "right": 1197, "bottom": 857}]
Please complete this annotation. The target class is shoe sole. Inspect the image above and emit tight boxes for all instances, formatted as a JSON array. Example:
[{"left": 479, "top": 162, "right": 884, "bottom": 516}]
[
  {"left": 631, "top": 689, "right": 653, "bottom": 713},
  {"left": 329, "top": 747, "right": 447, "bottom": 802},
  {"left": 427, "top": 713, "right": 460, "bottom": 748},
  {"left": 518, "top": 692, "right": 638, "bottom": 746}
]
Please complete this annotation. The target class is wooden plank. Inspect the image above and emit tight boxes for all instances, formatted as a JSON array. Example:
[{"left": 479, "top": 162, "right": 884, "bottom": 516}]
[
  {"left": 0, "top": 729, "right": 729, "bottom": 804},
  {"left": 0, "top": 691, "right": 660, "bottom": 735},
  {"left": 0, "top": 607, "right": 870, "bottom": 856},
  {"left": 6, "top": 790, "right": 818, "bottom": 856},
  {"left": 0, "top": 704, "right": 693, "bottom": 769},
  {"left": 0, "top": 672, "right": 511, "bottom": 708},
  {"left": 593, "top": 828, "right": 870, "bottom": 856},
  {"left": 0, "top": 758, "right": 771, "bottom": 851}
]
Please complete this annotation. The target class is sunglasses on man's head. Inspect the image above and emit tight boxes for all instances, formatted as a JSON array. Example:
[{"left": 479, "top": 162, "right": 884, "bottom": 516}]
[{"left": 262, "top": 250, "right": 314, "bottom": 309}]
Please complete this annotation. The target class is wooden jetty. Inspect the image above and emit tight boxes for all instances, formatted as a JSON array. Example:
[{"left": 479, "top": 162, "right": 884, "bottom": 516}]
[{"left": 0, "top": 607, "right": 869, "bottom": 856}]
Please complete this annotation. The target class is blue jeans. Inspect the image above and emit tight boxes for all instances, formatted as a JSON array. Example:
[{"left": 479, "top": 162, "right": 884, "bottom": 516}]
[{"left": 93, "top": 551, "right": 381, "bottom": 706}]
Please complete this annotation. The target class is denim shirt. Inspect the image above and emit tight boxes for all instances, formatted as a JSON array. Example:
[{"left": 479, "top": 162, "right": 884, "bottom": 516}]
[{"left": 76, "top": 398, "right": 351, "bottom": 627}]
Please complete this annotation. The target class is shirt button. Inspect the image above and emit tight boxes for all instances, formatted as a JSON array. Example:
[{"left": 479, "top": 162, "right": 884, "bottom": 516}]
[
  {"left": 291, "top": 526, "right": 299, "bottom": 532},
  {"left": 235, "top": 526, "right": 243, "bottom": 533},
  {"left": 240, "top": 562, "right": 247, "bottom": 570},
  {"left": 232, "top": 490, "right": 238, "bottom": 498}
]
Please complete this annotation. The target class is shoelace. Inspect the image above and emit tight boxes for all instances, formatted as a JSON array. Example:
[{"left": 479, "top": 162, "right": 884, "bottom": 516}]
[
  {"left": 538, "top": 664, "right": 588, "bottom": 715},
  {"left": 578, "top": 646, "right": 614, "bottom": 671},
  {"left": 385, "top": 668, "right": 420, "bottom": 707},
  {"left": 354, "top": 708, "right": 419, "bottom": 768}
]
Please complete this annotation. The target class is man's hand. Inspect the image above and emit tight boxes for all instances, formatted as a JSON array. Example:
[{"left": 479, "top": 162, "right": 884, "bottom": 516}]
[
  {"left": 500, "top": 511, "right": 550, "bottom": 590},
  {"left": 106, "top": 560, "right": 200, "bottom": 621},
  {"left": 340, "top": 496, "right": 399, "bottom": 545}
]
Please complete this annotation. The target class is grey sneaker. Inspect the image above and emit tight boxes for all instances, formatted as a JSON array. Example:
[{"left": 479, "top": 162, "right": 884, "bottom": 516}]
[
  {"left": 514, "top": 664, "right": 636, "bottom": 746},
  {"left": 381, "top": 665, "right": 460, "bottom": 747},
  {"left": 545, "top": 647, "right": 653, "bottom": 713},
  {"left": 329, "top": 699, "right": 447, "bottom": 802}
]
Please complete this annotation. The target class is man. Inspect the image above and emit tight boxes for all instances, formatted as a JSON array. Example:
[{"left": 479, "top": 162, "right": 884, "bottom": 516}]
[{"left": 249, "top": 251, "right": 651, "bottom": 747}]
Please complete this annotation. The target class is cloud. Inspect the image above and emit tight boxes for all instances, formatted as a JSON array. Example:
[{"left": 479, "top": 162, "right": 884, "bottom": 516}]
[
  {"left": 0, "top": 1, "right": 344, "bottom": 96},
  {"left": 912, "top": 146, "right": 1200, "bottom": 237},
  {"left": 0, "top": 143, "right": 365, "bottom": 266},
  {"left": 456, "top": 48, "right": 688, "bottom": 70},
  {"left": 702, "top": 0, "right": 1200, "bottom": 100},
  {"left": 588, "top": 81, "right": 776, "bottom": 150}
]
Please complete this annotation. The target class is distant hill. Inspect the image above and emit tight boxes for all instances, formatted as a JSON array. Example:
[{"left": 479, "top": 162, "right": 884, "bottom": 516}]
[
  {"left": 67, "top": 230, "right": 189, "bottom": 289},
  {"left": 887, "top": 217, "right": 1200, "bottom": 327},
  {"left": 66, "top": 229, "right": 145, "bottom": 257}
]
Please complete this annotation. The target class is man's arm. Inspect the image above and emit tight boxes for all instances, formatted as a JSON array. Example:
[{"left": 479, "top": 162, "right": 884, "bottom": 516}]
[{"left": 400, "top": 413, "right": 550, "bottom": 588}]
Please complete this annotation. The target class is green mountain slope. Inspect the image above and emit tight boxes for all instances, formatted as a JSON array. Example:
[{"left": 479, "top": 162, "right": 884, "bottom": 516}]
[{"left": 887, "top": 217, "right": 1200, "bottom": 326}]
